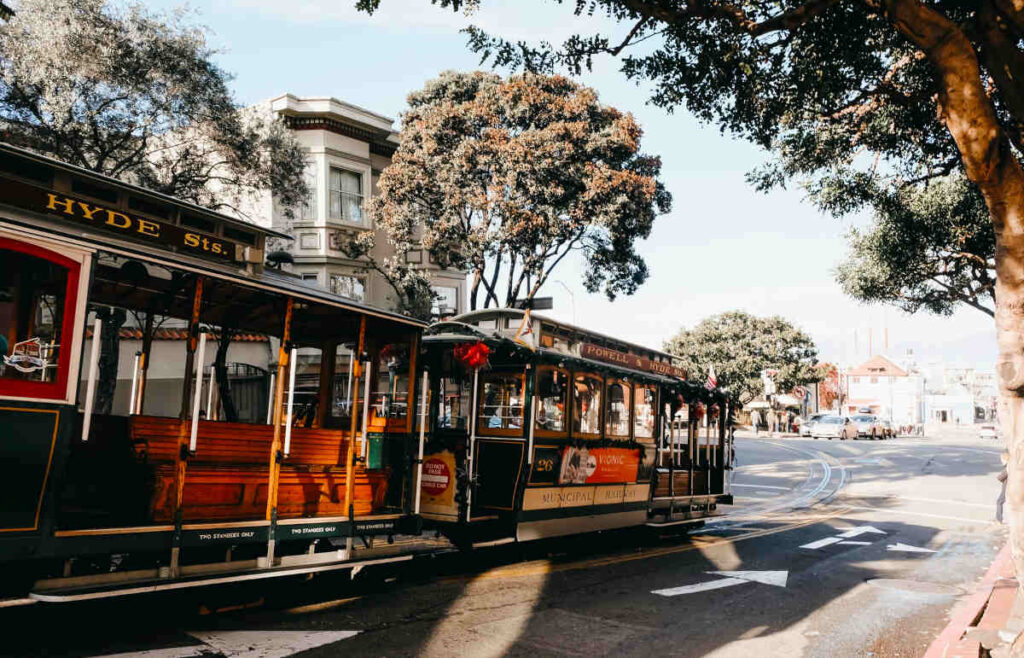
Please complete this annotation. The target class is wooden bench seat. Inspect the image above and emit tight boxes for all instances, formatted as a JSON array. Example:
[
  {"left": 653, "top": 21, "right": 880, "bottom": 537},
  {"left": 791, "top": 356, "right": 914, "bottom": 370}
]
[
  {"left": 129, "top": 416, "right": 390, "bottom": 523},
  {"left": 130, "top": 416, "right": 351, "bottom": 465},
  {"left": 149, "top": 465, "right": 389, "bottom": 522}
]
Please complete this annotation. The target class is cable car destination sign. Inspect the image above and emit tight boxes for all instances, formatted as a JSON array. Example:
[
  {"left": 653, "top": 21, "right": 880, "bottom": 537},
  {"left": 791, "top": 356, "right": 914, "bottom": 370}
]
[
  {"left": 0, "top": 175, "right": 246, "bottom": 264},
  {"left": 580, "top": 343, "right": 686, "bottom": 379}
]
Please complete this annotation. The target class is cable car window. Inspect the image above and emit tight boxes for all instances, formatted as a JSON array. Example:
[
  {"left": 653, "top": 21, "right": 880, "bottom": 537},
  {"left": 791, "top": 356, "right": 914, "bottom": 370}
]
[
  {"left": 0, "top": 246, "right": 70, "bottom": 389},
  {"left": 572, "top": 373, "right": 603, "bottom": 438},
  {"left": 371, "top": 342, "right": 410, "bottom": 424},
  {"left": 606, "top": 379, "right": 631, "bottom": 438},
  {"left": 535, "top": 367, "right": 568, "bottom": 434},
  {"left": 331, "top": 343, "right": 358, "bottom": 424},
  {"left": 634, "top": 384, "right": 657, "bottom": 438},
  {"left": 479, "top": 372, "right": 525, "bottom": 435},
  {"left": 438, "top": 376, "right": 471, "bottom": 430}
]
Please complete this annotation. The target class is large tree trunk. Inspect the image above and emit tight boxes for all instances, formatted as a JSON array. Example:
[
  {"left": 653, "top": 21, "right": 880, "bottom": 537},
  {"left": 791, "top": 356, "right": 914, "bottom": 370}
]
[{"left": 887, "top": 0, "right": 1024, "bottom": 589}]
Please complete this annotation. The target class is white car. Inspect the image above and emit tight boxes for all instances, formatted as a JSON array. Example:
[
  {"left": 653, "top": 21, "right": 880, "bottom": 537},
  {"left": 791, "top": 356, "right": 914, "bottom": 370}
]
[
  {"left": 851, "top": 414, "right": 885, "bottom": 440},
  {"left": 812, "top": 415, "right": 857, "bottom": 440},
  {"left": 800, "top": 413, "right": 825, "bottom": 437},
  {"left": 979, "top": 424, "right": 998, "bottom": 440}
]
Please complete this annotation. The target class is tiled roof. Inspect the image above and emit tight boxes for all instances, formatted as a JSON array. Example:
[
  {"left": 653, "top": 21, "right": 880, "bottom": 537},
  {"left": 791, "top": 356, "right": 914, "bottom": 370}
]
[{"left": 848, "top": 354, "right": 908, "bottom": 377}]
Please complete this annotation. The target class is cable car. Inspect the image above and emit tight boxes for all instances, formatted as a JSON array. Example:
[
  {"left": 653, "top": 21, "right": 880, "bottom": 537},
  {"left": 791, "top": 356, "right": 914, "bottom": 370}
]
[
  {"left": 415, "top": 309, "right": 734, "bottom": 547},
  {"left": 0, "top": 144, "right": 428, "bottom": 603}
]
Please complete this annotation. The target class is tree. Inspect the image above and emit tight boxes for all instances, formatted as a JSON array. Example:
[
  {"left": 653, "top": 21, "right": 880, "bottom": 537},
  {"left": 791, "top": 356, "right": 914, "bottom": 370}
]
[
  {"left": 664, "top": 311, "right": 821, "bottom": 405},
  {"left": 815, "top": 362, "right": 842, "bottom": 411},
  {"left": 361, "top": 70, "right": 671, "bottom": 312},
  {"left": 359, "top": 0, "right": 1024, "bottom": 590},
  {"left": 0, "top": 0, "right": 308, "bottom": 222},
  {"left": 339, "top": 231, "right": 436, "bottom": 320},
  {"left": 837, "top": 175, "right": 995, "bottom": 317}
]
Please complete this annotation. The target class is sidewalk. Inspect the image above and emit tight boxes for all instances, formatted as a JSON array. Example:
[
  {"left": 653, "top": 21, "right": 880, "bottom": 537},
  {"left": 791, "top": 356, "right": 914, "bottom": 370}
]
[{"left": 926, "top": 543, "right": 1022, "bottom": 657}]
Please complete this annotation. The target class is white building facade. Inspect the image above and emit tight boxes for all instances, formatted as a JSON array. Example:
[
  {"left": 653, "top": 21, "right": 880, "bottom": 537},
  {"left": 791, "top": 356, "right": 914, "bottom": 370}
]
[{"left": 845, "top": 354, "right": 924, "bottom": 425}]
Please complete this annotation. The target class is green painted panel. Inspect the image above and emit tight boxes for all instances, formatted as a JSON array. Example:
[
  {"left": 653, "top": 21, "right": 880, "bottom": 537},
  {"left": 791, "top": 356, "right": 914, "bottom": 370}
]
[
  {"left": 0, "top": 406, "right": 59, "bottom": 531},
  {"left": 367, "top": 432, "right": 384, "bottom": 470}
]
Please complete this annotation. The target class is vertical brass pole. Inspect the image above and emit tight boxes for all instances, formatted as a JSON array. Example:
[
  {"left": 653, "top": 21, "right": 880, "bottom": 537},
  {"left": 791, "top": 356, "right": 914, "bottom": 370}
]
[
  {"left": 264, "top": 297, "right": 293, "bottom": 567},
  {"left": 169, "top": 277, "right": 203, "bottom": 578},
  {"left": 179, "top": 278, "right": 204, "bottom": 420},
  {"left": 136, "top": 312, "right": 155, "bottom": 414},
  {"left": 344, "top": 316, "right": 367, "bottom": 525}
]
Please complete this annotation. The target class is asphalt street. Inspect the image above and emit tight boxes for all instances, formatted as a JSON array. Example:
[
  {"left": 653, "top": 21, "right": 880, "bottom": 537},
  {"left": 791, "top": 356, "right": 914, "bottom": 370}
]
[{"left": 0, "top": 430, "right": 1006, "bottom": 657}]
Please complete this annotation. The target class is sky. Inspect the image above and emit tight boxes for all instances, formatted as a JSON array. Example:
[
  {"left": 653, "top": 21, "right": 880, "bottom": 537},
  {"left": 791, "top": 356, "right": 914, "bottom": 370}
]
[{"left": 149, "top": 0, "right": 997, "bottom": 370}]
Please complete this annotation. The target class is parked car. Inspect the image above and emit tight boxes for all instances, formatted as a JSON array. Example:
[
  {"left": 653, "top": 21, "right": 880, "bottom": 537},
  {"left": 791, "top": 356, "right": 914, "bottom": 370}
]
[
  {"left": 812, "top": 415, "right": 857, "bottom": 440},
  {"left": 979, "top": 424, "right": 999, "bottom": 440},
  {"left": 880, "top": 420, "right": 895, "bottom": 439},
  {"left": 800, "top": 413, "right": 826, "bottom": 437},
  {"left": 851, "top": 414, "right": 885, "bottom": 440}
]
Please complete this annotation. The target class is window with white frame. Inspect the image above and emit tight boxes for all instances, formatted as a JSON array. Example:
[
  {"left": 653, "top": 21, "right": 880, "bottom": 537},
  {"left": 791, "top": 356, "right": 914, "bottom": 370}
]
[
  {"left": 330, "top": 274, "right": 365, "bottom": 302},
  {"left": 301, "top": 162, "right": 317, "bottom": 220},
  {"left": 329, "top": 167, "right": 363, "bottom": 224},
  {"left": 431, "top": 285, "right": 459, "bottom": 317}
]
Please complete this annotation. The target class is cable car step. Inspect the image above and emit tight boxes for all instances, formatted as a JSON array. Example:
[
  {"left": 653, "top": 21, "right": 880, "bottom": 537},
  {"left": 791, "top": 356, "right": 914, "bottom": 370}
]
[{"left": 29, "top": 553, "right": 417, "bottom": 603}]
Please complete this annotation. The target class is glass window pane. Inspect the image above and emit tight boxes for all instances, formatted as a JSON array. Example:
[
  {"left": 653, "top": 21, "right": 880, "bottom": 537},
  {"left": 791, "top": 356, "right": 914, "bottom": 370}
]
[
  {"left": 572, "top": 374, "right": 602, "bottom": 436},
  {"left": 437, "top": 376, "right": 471, "bottom": 430},
  {"left": 634, "top": 384, "right": 657, "bottom": 438},
  {"left": 431, "top": 286, "right": 459, "bottom": 317},
  {"left": 606, "top": 380, "right": 631, "bottom": 437},
  {"left": 0, "top": 248, "right": 68, "bottom": 384},
  {"left": 535, "top": 368, "right": 567, "bottom": 433},
  {"left": 372, "top": 343, "right": 409, "bottom": 421},
  {"left": 330, "top": 275, "right": 365, "bottom": 302},
  {"left": 479, "top": 372, "right": 524, "bottom": 433}
]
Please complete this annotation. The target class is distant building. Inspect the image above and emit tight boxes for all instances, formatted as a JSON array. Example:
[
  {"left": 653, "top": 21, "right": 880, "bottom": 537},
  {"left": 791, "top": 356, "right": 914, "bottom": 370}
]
[
  {"left": 924, "top": 385, "right": 975, "bottom": 425},
  {"left": 845, "top": 354, "right": 924, "bottom": 425}
]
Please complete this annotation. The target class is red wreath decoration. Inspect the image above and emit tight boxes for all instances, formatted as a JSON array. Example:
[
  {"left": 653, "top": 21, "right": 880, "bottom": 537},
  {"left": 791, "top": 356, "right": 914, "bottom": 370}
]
[{"left": 454, "top": 341, "right": 490, "bottom": 369}]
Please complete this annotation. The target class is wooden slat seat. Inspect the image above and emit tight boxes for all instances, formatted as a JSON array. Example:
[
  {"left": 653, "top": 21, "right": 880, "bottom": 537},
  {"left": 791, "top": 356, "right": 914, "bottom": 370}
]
[
  {"left": 149, "top": 464, "right": 389, "bottom": 522},
  {"left": 129, "top": 416, "right": 351, "bottom": 466},
  {"left": 129, "top": 416, "right": 389, "bottom": 523}
]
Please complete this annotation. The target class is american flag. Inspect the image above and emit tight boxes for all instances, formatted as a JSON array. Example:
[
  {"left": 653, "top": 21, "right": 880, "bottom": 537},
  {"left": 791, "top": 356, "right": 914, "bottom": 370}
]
[{"left": 705, "top": 365, "right": 717, "bottom": 391}]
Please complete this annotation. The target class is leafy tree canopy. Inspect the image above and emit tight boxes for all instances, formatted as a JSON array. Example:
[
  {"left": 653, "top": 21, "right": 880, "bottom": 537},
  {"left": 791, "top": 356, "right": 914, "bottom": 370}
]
[
  {"left": 665, "top": 311, "right": 821, "bottom": 404},
  {"left": 350, "top": 70, "right": 671, "bottom": 313},
  {"left": 837, "top": 175, "right": 995, "bottom": 317},
  {"left": 0, "top": 0, "right": 307, "bottom": 219}
]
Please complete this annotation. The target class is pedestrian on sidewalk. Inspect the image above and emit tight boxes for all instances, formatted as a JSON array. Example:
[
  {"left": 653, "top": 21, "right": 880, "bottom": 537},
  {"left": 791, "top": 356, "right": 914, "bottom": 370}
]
[
  {"left": 997, "top": 452, "right": 1009, "bottom": 523},
  {"left": 750, "top": 409, "right": 761, "bottom": 436}
]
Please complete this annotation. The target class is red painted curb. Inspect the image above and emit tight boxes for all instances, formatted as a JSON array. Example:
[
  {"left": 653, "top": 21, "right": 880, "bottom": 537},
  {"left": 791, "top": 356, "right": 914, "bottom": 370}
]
[{"left": 924, "top": 544, "right": 1013, "bottom": 658}]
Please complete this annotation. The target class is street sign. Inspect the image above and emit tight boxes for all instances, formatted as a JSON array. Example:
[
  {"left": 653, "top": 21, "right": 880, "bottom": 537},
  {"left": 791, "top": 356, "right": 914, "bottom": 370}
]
[{"left": 513, "top": 297, "right": 553, "bottom": 310}]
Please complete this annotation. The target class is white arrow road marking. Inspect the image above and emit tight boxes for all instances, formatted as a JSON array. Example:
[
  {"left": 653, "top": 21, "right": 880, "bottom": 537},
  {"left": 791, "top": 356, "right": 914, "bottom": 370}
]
[
  {"left": 800, "top": 536, "right": 843, "bottom": 550},
  {"left": 708, "top": 570, "right": 788, "bottom": 587},
  {"left": 887, "top": 542, "right": 937, "bottom": 553},
  {"left": 837, "top": 526, "right": 886, "bottom": 538},
  {"left": 801, "top": 526, "right": 886, "bottom": 549},
  {"left": 838, "top": 541, "right": 871, "bottom": 546},
  {"left": 652, "top": 577, "right": 749, "bottom": 596},
  {"left": 188, "top": 630, "right": 361, "bottom": 658},
  {"left": 652, "top": 571, "right": 788, "bottom": 597}
]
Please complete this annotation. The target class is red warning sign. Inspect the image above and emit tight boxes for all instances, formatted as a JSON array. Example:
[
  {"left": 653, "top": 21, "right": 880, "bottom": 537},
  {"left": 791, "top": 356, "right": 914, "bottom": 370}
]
[{"left": 421, "top": 457, "right": 452, "bottom": 496}]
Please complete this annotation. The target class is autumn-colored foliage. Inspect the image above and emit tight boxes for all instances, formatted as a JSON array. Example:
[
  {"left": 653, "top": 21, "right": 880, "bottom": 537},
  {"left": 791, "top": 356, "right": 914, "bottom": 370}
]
[{"left": 363, "top": 70, "right": 671, "bottom": 312}]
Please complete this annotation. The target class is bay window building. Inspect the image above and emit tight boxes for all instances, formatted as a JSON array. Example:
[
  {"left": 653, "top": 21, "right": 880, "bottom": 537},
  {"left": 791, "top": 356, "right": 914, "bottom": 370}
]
[{"left": 247, "top": 94, "right": 466, "bottom": 316}]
